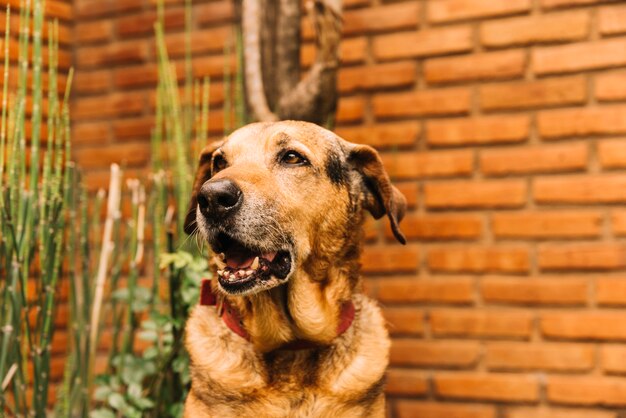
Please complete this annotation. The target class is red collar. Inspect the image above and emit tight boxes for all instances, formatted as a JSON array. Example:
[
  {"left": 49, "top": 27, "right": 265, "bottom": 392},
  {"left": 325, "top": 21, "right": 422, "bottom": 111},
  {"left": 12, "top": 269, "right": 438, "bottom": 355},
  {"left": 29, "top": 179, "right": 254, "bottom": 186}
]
[{"left": 199, "top": 279, "right": 355, "bottom": 350}]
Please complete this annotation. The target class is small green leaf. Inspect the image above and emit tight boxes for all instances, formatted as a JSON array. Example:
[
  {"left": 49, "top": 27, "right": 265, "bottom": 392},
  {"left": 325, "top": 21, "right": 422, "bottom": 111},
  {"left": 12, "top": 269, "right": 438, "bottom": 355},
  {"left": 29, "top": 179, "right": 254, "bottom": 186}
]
[
  {"left": 89, "top": 409, "right": 116, "bottom": 418},
  {"left": 108, "top": 393, "right": 127, "bottom": 410}
]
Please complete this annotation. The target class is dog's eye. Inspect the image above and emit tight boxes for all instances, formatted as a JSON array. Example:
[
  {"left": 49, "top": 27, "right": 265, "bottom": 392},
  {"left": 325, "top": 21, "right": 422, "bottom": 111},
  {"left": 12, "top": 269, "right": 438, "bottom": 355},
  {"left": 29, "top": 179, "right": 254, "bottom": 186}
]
[
  {"left": 281, "top": 151, "right": 307, "bottom": 166},
  {"left": 213, "top": 155, "right": 228, "bottom": 173}
]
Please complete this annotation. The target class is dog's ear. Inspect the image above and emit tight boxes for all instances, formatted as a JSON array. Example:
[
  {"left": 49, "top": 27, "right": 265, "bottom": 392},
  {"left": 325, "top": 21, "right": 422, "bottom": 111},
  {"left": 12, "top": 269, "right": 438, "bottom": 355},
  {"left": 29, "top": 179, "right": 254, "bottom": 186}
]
[
  {"left": 184, "top": 140, "right": 224, "bottom": 235},
  {"left": 348, "top": 144, "right": 407, "bottom": 244}
]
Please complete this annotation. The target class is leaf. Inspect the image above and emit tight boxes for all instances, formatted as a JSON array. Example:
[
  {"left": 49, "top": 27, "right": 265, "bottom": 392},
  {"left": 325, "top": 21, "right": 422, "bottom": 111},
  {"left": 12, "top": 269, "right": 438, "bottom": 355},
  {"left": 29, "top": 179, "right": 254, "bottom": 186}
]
[
  {"left": 89, "top": 409, "right": 116, "bottom": 418},
  {"left": 108, "top": 393, "right": 127, "bottom": 410},
  {"left": 94, "top": 385, "right": 112, "bottom": 401},
  {"left": 111, "top": 287, "right": 129, "bottom": 301},
  {"left": 134, "top": 397, "right": 155, "bottom": 410},
  {"left": 128, "top": 383, "right": 142, "bottom": 399},
  {"left": 138, "top": 329, "right": 158, "bottom": 342},
  {"left": 143, "top": 346, "right": 160, "bottom": 360}
]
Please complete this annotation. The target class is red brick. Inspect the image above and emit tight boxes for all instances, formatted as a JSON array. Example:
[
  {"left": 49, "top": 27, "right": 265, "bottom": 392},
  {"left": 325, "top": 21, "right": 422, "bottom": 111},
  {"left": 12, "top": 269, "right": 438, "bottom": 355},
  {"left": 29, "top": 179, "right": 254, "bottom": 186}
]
[
  {"left": 75, "top": 21, "right": 113, "bottom": 43},
  {"left": 373, "top": 26, "right": 473, "bottom": 61},
  {"left": 429, "top": 0, "right": 531, "bottom": 23},
  {"left": 77, "top": 40, "right": 147, "bottom": 68},
  {"left": 547, "top": 376, "right": 626, "bottom": 406},
  {"left": 390, "top": 339, "right": 480, "bottom": 367},
  {"left": 387, "top": 213, "right": 482, "bottom": 241},
  {"left": 361, "top": 245, "right": 420, "bottom": 273},
  {"left": 481, "top": 143, "right": 587, "bottom": 176},
  {"left": 596, "top": 277, "right": 626, "bottom": 305},
  {"left": 434, "top": 373, "right": 538, "bottom": 402},
  {"left": 72, "top": 93, "right": 145, "bottom": 121},
  {"left": 194, "top": 55, "right": 234, "bottom": 79},
  {"left": 74, "top": 142, "right": 150, "bottom": 169},
  {"left": 395, "top": 401, "right": 497, "bottom": 418},
  {"left": 612, "top": 211, "right": 626, "bottom": 235},
  {"left": 383, "top": 307, "right": 425, "bottom": 335},
  {"left": 196, "top": 1, "right": 234, "bottom": 25},
  {"left": 82, "top": 168, "right": 148, "bottom": 192},
  {"left": 302, "top": 38, "right": 367, "bottom": 67},
  {"left": 539, "top": 243, "right": 626, "bottom": 271},
  {"left": 535, "top": 175, "right": 626, "bottom": 204},
  {"left": 427, "top": 115, "right": 529, "bottom": 146},
  {"left": 338, "top": 62, "right": 416, "bottom": 93},
  {"left": 377, "top": 277, "right": 475, "bottom": 304},
  {"left": 75, "top": 0, "right": 143, "bottom": 18},
  {"left": 540, "top": 106, "right": 626, "bottom": 139},
  {"left": 599, "top": 5, "right": 626, "bottom": 36},
  {"left": 396, "top": 182, "right": 419, "bottom": 209},
  {"left": 385, "top": 369, "right": 429, "bottom": 396},
  {"left": 492, "top": 211, "right": 601, "bottom": 239},
  {"left": 602, "top": 345, "right": 626, "bottom": 373},
  {"left": 597, "top": 139, "right": 626, "bottom": 169},
  {"left": 431, "top": 309, "right": 533, "bottom": 338},
  {"left": 534, "top": 39, "right": 626, "bottom": 75},
  {"left": 74, "top": 70, "right": 111, "bottom": 95},
  {"left": 162, "top": 27, "right": 231, "bottom": 58},
  {"left": 481, "top": 277, "right": 588, "bottom": 305},
  {"left": 43, "top": 1, "right": 73, "bottom": 21},
  {"left": 480, "top": 77, "right": 586, "bottom": 111},
  {"left": 0, "top": 11, "right": 67, "bottom": 45},
  {"left": 113, "top": 117, "right": 154, "bottom": 140},
  {"left": 373, "top": 88, "right": 471, "bottom": 119},
  {"left": 425, "top": 50, "right": 526, "bottom": 84},
  {"left": 381, "top": 150, "right": 473, "bottom": 180},
  {"left": 508, "top": 407, "right": 616, "bottom": 418},
  {"left": 114, "top": 64, "right": 159, "bottom": 89},
  {"left": 0, "top": 37, "right": 72, "bottom": 69},
  {"left": 343, "top": 3, "right": 420, "bottom": 35},
  {"left": 72, "top": 122, "right": 110, "bottom": 145},
  {"left": 117, "top": 9, "right": 185, "bottom": 38},
  {"left": 542, "top": 0, "right": 618, "bottom": 9},
  {"left": 335, "top": 122, "right": 420, "bottom": 149},
  {"left": 425, "top": 180, "right": 527, "bottom": 209},
  {"left": 596, "top": 72, "right": 626, "bottom": 102},
  {"left": 428, "top": 246, "right": 529, "bottom": 274},
  {"left": 486, "top": 342, "right": 594, "bottom": 371},
  {"left": 542, "top": 311, "right": 626, "bottom": 340},
  {"left": 336, "top": 97, "right": 364, "bottom": 123},
  {"left": 481, "top": 12, "right": 589, "bottom": 47}
]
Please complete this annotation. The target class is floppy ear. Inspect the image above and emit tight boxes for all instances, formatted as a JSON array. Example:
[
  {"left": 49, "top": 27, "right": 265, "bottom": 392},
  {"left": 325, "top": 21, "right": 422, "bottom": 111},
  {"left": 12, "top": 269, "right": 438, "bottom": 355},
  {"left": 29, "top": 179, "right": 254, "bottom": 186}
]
[
  {"left": 348, "top": 144, "right": 407, "bottom": 244},
  {"left": 184, "top": 140, "right": 224, "bottom": 235}
]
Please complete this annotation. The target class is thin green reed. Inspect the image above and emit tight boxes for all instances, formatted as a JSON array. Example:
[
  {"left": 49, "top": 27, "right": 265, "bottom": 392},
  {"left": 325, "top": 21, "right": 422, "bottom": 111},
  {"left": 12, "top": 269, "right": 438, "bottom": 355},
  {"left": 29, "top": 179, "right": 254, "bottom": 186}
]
[{"left": 0, "top": 0, "right": 73, "bottom": 415}]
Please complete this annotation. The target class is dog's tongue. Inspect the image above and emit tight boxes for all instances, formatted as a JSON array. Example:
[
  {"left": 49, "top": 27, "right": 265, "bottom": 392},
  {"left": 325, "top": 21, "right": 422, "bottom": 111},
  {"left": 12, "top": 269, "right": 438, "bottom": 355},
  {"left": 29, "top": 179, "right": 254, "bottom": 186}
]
[{"left": 225, "top": 251, "right": 277, "bottom": 269}]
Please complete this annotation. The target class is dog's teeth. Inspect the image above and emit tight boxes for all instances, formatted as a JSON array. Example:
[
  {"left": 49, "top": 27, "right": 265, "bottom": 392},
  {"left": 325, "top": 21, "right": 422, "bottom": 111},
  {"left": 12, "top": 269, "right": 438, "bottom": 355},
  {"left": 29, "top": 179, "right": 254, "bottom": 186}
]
[
  {"left": 217, "top": 269, "right": 224, "bottom": 277},
  {"left": 229, "top": 273, "right": 235, "bottom": 281},
  {"left": 251, "top": 257, "right": 260, "bottom": 270},
  {"left": 246, "top": 270, "right": 254, "bottom": 276}
]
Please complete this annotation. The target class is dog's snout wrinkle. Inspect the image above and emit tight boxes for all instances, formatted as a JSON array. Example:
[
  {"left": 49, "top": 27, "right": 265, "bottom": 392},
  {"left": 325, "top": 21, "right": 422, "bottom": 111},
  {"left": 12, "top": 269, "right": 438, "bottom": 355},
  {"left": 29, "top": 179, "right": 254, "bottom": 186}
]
[{"left": 199, "top": 178, "right": 243, "bottom": 220}]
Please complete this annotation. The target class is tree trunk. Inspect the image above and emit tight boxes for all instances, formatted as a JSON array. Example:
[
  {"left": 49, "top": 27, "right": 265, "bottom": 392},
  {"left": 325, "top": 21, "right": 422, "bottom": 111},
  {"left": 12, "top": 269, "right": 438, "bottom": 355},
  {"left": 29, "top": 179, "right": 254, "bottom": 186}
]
[{"left": 241, "top": 0, "right": 342, "bottom": 126}]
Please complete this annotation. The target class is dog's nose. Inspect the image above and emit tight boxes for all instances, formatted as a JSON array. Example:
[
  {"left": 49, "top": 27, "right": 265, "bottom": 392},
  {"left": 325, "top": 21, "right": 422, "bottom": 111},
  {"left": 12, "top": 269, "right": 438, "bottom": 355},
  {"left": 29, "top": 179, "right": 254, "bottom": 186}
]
[{"left": 197, "top": 179, "right": 243, "bottom": 220}]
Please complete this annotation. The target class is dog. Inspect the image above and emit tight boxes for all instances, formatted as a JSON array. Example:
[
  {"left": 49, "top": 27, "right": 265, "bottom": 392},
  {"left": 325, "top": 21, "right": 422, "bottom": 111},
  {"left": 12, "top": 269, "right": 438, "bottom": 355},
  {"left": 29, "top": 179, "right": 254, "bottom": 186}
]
[{"left": 183, "top": 120, "right": 406, "bottom": 417}]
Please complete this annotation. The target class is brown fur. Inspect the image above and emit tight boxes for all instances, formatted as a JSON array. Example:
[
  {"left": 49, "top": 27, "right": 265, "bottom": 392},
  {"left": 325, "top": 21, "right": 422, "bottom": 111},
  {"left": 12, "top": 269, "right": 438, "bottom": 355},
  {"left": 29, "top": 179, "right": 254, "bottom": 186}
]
[{"left": 184, "top": 121, "right": 406, "bottom": 418}]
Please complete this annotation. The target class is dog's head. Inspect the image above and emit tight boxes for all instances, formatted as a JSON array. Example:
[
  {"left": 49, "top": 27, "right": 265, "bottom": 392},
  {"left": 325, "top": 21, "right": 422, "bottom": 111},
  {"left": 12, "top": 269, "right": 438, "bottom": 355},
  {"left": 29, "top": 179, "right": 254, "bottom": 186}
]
[{"left": 185, "top": 121, "right": 406, "bottom": 296}]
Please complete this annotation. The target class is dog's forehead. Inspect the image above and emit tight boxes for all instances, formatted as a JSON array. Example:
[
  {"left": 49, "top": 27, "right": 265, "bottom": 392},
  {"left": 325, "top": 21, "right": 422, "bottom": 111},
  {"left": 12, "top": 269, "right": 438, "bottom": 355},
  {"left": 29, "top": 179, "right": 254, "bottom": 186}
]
[{"left": 223, "top": 121, "right": 344, "bottom": 159}]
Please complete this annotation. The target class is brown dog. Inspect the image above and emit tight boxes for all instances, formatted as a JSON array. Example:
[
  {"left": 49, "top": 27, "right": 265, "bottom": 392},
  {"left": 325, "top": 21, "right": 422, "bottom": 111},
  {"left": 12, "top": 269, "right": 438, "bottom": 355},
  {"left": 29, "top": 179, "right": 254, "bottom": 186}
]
[{"left": 183, "top": 121, "right": 406, "bottom": 417}]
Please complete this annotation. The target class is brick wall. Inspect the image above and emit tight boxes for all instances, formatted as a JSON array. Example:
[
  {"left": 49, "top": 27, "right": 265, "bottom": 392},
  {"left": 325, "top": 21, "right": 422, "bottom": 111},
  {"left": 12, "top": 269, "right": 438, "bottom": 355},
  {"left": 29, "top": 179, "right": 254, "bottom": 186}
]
[{"left": 71, "top": 0, "right": 626, "bottom": 417}]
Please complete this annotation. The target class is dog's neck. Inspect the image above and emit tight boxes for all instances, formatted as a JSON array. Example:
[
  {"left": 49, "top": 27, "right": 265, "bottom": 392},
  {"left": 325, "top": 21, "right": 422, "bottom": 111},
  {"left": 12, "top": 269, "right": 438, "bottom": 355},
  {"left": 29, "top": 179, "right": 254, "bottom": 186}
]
[{"left": 226, "top": 245, "right": 361, "bottom": 352}]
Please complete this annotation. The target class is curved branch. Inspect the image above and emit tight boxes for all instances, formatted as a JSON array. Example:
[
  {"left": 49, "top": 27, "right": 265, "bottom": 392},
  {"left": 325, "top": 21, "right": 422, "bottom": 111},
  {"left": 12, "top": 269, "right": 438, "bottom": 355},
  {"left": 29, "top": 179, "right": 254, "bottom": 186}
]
[
  {"left": 242, "top": 0, "right": 278, "bottom": 122},
  {"left": 277, "top": 0, "right": 342, "bottom": 124}
]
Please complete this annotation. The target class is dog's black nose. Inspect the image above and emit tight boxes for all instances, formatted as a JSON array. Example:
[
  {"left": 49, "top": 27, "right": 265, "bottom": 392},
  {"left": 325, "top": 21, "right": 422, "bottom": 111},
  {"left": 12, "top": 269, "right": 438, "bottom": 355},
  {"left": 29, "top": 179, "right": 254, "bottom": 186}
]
[{"left": 197, "top": 178, "right": 243, "bottom": 220}]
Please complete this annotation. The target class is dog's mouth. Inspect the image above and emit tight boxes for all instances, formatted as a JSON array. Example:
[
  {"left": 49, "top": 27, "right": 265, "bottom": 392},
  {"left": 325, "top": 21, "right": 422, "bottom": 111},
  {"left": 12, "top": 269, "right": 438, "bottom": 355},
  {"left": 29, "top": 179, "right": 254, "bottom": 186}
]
[{"left": 210, "top": 233, "right": 293, "bottom": 295}]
